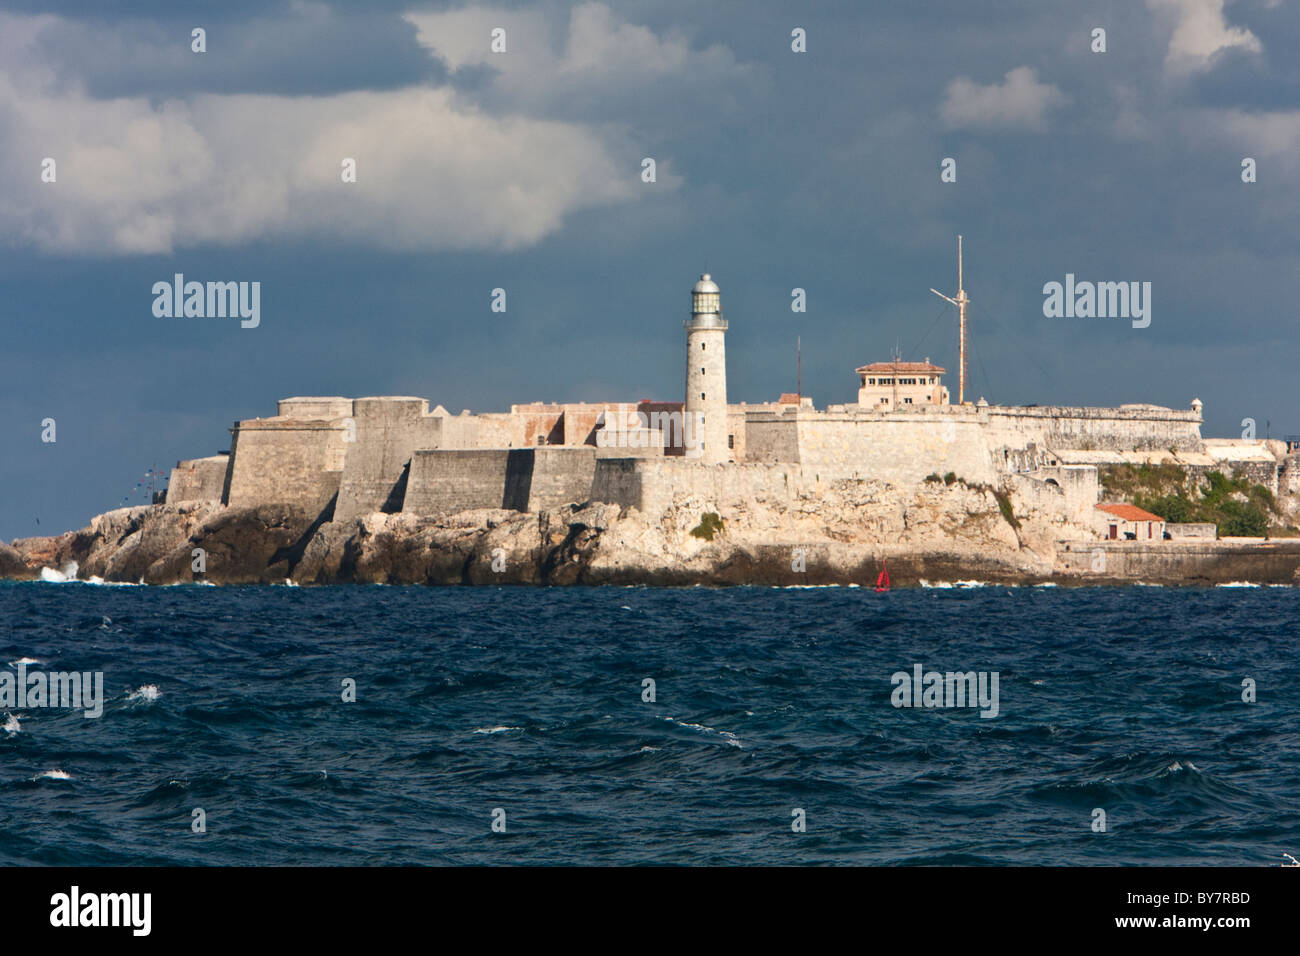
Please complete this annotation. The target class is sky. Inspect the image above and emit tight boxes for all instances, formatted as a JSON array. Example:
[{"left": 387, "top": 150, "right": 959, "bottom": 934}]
[{"left": 2, "top": 0, "right": 1298, "bottom": 540}]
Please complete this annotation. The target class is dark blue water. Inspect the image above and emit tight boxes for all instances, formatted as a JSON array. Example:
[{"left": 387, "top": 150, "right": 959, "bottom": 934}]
[{"left": 2, "top": 581, "right": 1297, "bottom": 865}]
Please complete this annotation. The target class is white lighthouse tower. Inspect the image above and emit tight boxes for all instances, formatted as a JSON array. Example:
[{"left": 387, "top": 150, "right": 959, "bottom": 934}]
[{"left": 685, "top": 272, "right": 729, "bottom": 464}]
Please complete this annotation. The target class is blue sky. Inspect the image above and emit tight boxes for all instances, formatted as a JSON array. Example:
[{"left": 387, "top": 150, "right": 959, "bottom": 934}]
[{"left": 2, "top": 0, "right": 1298, "bottom": 539}]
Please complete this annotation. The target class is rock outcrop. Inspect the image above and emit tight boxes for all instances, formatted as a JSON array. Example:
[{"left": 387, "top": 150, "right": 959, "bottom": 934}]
[{"left": 6, "top": 476, "right": 1298, "bottom": 586}]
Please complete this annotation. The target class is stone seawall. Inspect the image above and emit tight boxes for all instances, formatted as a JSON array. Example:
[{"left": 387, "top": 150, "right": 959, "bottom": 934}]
[{"left": 1056, "top": 539, "right": 1300, "bottom": 585}]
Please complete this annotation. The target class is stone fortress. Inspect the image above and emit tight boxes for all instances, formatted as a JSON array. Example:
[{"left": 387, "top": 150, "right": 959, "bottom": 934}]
[{"left": 163, "top": 251, "right": 1300, "bottom": 544}]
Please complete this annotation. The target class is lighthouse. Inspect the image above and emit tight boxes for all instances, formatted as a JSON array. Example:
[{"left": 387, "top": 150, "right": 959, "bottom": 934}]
[{"left": 685, "top": 273, "right": 729, "bottom": 464}]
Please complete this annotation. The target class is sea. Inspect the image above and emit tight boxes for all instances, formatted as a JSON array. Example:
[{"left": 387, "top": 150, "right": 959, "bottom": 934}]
[{"left": 2, "top": 579, "right": 1297, "bottom": 866}]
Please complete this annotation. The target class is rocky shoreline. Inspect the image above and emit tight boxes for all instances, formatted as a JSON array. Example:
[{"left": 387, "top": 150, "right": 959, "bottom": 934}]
[{"left": 4, "top": 496, "right": 1300, "bottom": 587}]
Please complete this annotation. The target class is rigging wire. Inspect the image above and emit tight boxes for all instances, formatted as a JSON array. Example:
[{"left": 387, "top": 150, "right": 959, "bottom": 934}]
[{"left": 906, "top": 302, "right": 952, "bottom": 362}]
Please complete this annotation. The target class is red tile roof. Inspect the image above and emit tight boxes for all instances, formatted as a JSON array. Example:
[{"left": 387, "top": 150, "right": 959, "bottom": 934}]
[
  {"left": 1096, "top": 503, "right": 1165, "bottom": 522},
  {"left": 855, "top": 362, "right": 946, "bottom": 374},
  {"left": 778, "top": 392, "right": 801, "bottom": 404}
]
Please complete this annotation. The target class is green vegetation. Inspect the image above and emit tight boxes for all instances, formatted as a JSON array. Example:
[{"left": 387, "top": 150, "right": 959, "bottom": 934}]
[
  {"left": 924, "top": 473, "right": 943, "bottom": 483},
  {"left": 689, "top": 511, "right": 725, "bottom": 541},
  {"left": 993, "top": 489, "right": 1020, "bottom": 530},
  {"left": 943, "top": 472, "right": 957, "bottom": 485},
  {"left": 1100, "top": 464, "right": 1285, "bottom": 538}
]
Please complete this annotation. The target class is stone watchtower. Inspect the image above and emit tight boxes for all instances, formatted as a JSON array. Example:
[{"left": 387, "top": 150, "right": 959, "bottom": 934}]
[{"left": 685, "top": 273, "right": 729, "bottom": 464}]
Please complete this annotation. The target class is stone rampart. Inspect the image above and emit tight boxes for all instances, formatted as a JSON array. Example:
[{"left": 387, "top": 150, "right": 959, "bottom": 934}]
[{"left": 165, "top": 455, "right": 229, "bottom": 505}]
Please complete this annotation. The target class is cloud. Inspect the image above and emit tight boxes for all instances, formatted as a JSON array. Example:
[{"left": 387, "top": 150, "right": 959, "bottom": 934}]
[
  {"left": 1194, "top": 107, "right": 1300, "bottom": 167},
  {"left": 939, "top": 67, "right": 1065, "bottom": 130},
  {"left": 1148, "top": 0, "right": 1262, "bottom": 77},
  {"left": 0, "top": 11, "right": 644, "bottom": 255},
  {"left": 403, "top": 2, "right": 755, "bottom": 121}
]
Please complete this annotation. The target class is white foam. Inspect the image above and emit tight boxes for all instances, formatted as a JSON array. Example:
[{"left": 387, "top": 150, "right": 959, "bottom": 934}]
[
  {"left": 3, "top": 713, "right": 21, "bottom": 735},
  {"left": 1217, "top": 581, "right": 1260, "bottom": 588},
  {"left": 35, "top": 770, "right": 72, "bottom": 781},
  {"left": 661, "top": 715, "right": 742, "bottom": 748},
  {"left": 472, "top": 725, "right": 521, "bottom": 734},
  {"left": 127, "top": 685, "right": 162, "bottom": 702},
  {"left": 7, "top": 657, "right": 42, "bottom": 666}
]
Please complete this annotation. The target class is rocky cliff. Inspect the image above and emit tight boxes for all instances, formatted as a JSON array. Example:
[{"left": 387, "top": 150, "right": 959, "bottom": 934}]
[
  {"left": 2, "top": 479, "right": 1061, "bottom": 586},
  {"left": 7, "top": 478, "right": 1298, "bottom": 586}
]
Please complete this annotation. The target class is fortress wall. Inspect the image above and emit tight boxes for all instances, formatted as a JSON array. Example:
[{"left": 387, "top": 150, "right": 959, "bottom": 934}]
[
  {"left": 1038, "top": 465, "right": 1100, "bottom": 526},
  {"left": 589, "top": 458, "right": 647, "bottom": 511},
  {"left": 727, "top": 407, "right": 747, "bottom": 462},
  {"left": 277, "top": 397, "right": 354, "bottom": 419},
  {"left": 591, "top": 458, "right": 803, "bottom": 514},
  {"left": 528, "top": 447, "right": 599, "bottom": 510},
  {"left": 404, "top": 447, "right": 600, "bottom": 515},
  {"left": 224, "top": 420, "right": 346, "bottom": 514},
  {"left": 1007, "top": 468, "right": 1099, "bottom": 532},
  {"left": 795, "top": 416, "right": 996, "bottom": 485},
  {"left": 985, "top": 405, "right": 1203, "bottom": 452},
  {"left": 563, "top": 407, "right": 604, "bottom": 446},
  {"left": 437, "top": 413, "right": 520, "bottom": 450},
  {"left": 334, "top": 398, "right": 442, "bottom": 520},
  {"left": 404, "top": 449, "right": 513, "bottom": 514},
  {"left": 744, "top": 414, "right": 801, "bottom": 464},
  {"left": 165, "top": 455, "right": 229, "bottom": 504},
  {"left": 1283, "top": 455, "right": 1300, "bottom": 496}
]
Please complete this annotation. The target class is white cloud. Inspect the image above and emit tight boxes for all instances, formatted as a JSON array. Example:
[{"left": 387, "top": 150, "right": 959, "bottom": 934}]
[
  {"left": 403, "top": 2, "right": 751, "bottom": 116},
  {"left": 1148, "top": 0, "right": 1262, "bottom": 77},
  {"left": 0, "top": 12, "right": 644, "bottom": 255},
  {"left": 1195, "top": 107, "right": 1300, "bottom": 167},
  {"left": 939, "top": 67, "right": 1065, "bottom": 130}
]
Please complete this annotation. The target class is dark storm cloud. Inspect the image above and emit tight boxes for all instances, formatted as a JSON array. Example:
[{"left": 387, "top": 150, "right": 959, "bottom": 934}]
[{"left": 1, "top": 0, "right": 1297, "bottom": 538}]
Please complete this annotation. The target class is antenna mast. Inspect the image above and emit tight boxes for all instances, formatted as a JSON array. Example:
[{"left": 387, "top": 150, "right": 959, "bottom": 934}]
[
  {"left": 796, "top": 335, "right": 802, "bottom": 401},
  {"left": 930, "top": 234, "right": 970, "bottom": 404}
]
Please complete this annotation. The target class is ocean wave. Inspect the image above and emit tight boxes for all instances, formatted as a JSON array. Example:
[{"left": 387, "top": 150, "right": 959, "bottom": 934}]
[
  {"left": 127, "top": 685, "right": 162, "bottom": 702},
  {"left": 34, "top": 770, "right": 72, "bottom": 781},
  {"left": 39, "top": 562, "right": 77, "bottom": 583},
  {"left": 661, "top": 715, "right": 742, "bottom": 748},
  {"left": 472, "top": 725, "right": 521, "bottom": 734},
  {"left": 3, "top": 713, "right": 21, "bottom": 735}
]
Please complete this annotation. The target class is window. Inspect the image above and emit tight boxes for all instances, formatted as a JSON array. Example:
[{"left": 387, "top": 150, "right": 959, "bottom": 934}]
[
  {"left": 903, "top": 397, "right": 913, "bottom": 404},
  {"left": 728, "top": 435, "right": 734, "bottom": 449},
  {"left": 701, "top": 392, "right": 706, "bottom": 400},
  {"left": 701, "top": 368, "right": 705, "bottom": 375},
  {"left": 701, "top": 343, "right": 706, "bottom": 350},
  {"left": 879, "top": 397, "right": 889, "bottom": 404},
  {"left": 868, "top": 378, "right": 876, "bottom": 385}
]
